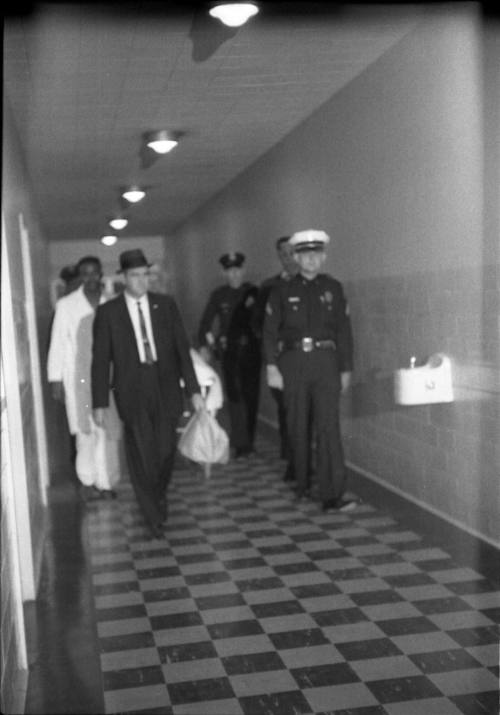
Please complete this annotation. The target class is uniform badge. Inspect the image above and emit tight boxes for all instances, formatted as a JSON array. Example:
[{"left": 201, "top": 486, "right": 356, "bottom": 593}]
[
  {"left": 265, "top": 303, "right": 273, "bottom": 315},
  {"left": 245, "top": 295, "right": 255, "bottom": 308},
  {"left": 324, "top": 291, "right": 333, "bottom": 303}
]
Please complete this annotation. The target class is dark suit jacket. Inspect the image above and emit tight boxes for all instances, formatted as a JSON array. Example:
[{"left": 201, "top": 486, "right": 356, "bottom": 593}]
[{"left": 91, "top": 292, "right": 200, "bottom": 424}]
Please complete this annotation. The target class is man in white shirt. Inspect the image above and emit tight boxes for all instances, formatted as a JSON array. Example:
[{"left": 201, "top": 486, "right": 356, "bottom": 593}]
[
  {"left": 91, "top": 249, "right": 204, "bottom": 539},
  {"left": 47, "top": 256, "right": 121, "bottom": 501}
]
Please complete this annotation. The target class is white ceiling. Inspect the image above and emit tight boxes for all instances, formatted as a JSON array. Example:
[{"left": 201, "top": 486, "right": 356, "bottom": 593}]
[{"left": 3, "top": 2, "right": 420, "bottom": 242}]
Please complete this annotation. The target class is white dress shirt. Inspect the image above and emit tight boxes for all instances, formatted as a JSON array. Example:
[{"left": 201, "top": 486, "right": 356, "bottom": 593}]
[{"left": 124, "top": 291, "right": 158, "bottom": 363}]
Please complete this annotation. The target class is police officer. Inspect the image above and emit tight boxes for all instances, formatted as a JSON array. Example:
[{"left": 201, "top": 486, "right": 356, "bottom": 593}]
[
  {"left": 253, "top": 236, "right": 312, "bottom": 482},
  {"left": 262, "top": 229, "right": 357, "bottom": 512},
  {"left": 198, "top": 252, "right": 261, "bottom": 458}
]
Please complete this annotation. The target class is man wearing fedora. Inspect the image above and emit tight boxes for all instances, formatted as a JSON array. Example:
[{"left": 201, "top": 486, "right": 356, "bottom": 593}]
[{"left": 91, "top": 249, "right": 204, "bottom": 538}]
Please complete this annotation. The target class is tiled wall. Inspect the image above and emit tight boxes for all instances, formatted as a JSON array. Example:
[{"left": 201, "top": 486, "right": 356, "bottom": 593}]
[
  {"left": 171, "top": 6, "right": 499, "bottom": 543},
  {"left": 343, "top": 263, "right": 499, "bottom": 541}
]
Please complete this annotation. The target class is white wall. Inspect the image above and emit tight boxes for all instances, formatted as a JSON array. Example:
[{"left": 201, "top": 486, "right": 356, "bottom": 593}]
[{"left": 170, "top": 5, "right": 499, "bottom": 543}]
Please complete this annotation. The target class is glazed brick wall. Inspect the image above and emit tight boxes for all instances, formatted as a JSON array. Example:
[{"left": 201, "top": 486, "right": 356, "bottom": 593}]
[{"left": 343, "top": 263, "right": 499, "bottom": 541}]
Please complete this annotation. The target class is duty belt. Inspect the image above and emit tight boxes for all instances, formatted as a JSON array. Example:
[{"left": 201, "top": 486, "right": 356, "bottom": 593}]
[{"left": 283, "top": 337, "right": 336, "bottom": 353}]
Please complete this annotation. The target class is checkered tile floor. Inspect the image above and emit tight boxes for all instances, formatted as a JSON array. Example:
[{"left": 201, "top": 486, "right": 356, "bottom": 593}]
[{"left": 86, "top": 437, "right": 500, "bottom": 715}]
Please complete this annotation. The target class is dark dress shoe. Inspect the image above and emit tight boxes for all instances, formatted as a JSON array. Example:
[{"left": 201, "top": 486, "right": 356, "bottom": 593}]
[
  {"left": 293, "top": 487, "right": 312, "bottom": 501},
  {"left": 322, "top": 498, "right": 358, "bottom": 513},
  {"left": 148, "top": 523, "right": 165, "bottom": 539},
  {"left": 79, "top": 485, "right": 101, "bottom": 502},
  {"left": 283, "top": 465, "right": 295, "bottom": 482}
]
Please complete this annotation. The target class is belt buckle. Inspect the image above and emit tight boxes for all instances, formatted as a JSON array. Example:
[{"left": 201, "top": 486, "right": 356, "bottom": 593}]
[{"left": 302, "top": 337, "right": 314, "bottom": 352}]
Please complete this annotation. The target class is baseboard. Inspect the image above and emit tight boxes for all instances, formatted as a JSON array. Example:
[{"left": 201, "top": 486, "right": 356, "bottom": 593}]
[
  {"left": 346, "top": 459, "right": 500, "bottom": 551},
  {"left": 257, "top": 414, "right": 500, "bottom": 551}
]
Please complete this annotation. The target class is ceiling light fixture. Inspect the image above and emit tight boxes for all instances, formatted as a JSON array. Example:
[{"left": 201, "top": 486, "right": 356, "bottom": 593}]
[
  {"left": 109, "top": 217, "right": 128, "bottom": 230},
  {"left": 145, "top": 130, "right": 179, "bottom": 154},
  {"left": 101, "top": 234, "right": 118, "bottom": 246},
  {"left": 208, "top": 2, "right": 259, "bottom": 27},
  {"left": 121, "top": 186, "right": 146, "bottom": 203}
]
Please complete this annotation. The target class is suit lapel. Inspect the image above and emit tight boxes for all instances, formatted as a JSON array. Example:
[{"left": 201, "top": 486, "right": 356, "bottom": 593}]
[
  {"left": 116, "top": 294, "right": 141, "bottom": 359},
  {"left": 148, "top": 293, "right": 162, "bottom": 352}
]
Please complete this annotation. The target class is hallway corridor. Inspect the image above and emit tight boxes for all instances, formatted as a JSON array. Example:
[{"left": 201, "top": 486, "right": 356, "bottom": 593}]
[{"left": 24, "top": 434, "right": 499, "bottom": 715}]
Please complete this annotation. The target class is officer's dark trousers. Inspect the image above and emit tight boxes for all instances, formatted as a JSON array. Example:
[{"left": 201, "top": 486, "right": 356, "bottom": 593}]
[
  {"left": 122, "top": 365, "right": 177, "bottom": 528},
  {"left": 270, "top": 387, "right": 289, "bottom": 459},
  {"left": 280, "top": 349, "right": 346, "bottom": 501},
  {"left": 222, "top": 348, "right": 261, "bottom": 452}
]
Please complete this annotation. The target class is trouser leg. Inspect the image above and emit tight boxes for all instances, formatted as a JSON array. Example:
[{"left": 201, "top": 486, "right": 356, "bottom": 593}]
[
  {"left": 281, "top": 354, "right": 312, "bottom": 494},
  {"left": 270, "top": 387, "right": 289, "bottom": 459},
  {"left": 240, "top": 357, "right": 261, "bottom": 449},
  {"left": 91, "top": 421, "right": 121, "bottom": 491},
  {"left": 74, "top": 431, "right": 98, "bottom": 486},
  {"left": 223, "top": 354, "right": 250, "bottom": 451},
  {"left": 123, "top": 367, "right": 174, "bottom": 527},
  {"left": 313, "top": 355, "right": 346, "bottom": 501}
]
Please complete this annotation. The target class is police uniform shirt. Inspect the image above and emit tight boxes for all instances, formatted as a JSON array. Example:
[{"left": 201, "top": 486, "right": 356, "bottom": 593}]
[
  {"left": 253, "top": 271, "right": 295, "bottom": 337},
  {"left": 198, "top": 283, "right": 258, "bottom": 348},
  {"left": 262, "top": 272, "right": 353, "bottom": 371}
]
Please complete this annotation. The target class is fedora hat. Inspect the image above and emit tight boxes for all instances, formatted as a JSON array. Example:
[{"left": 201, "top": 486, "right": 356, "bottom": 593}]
[{"left": 116, "top": 249, "right": 152, "bottom": 273}]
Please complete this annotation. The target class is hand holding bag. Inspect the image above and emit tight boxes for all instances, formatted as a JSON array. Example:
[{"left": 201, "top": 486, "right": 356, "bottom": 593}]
[{"left": 178, "top": 409, "right": 229, "bottom": 465}]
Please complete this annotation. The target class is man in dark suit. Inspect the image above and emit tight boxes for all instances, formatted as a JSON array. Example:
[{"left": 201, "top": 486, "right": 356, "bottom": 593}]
[{"left": 91, "top": 249, "right": 204, "bottom": 538}]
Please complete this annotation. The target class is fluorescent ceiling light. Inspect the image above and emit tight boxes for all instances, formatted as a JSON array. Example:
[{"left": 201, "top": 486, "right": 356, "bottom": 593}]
[
  {"left": 122, "top": 187, "right": 145, "bottom": 203},
  {"left": 209, "top": 2, "right": 259, "bottom": 27},
  {"left": 109, "top": 217, "right": 128, "bottom": 230},
  {"left": 146, "top": 130, "right": 179, "bottom": 154},
  {"left": 101, "top": 235, "right": 118, "bottom": 246}
]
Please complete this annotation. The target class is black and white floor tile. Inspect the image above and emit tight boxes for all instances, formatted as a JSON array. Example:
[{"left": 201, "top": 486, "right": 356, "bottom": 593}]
[{"left": 85, "top": 438, "right": 499, "bottom": 715}]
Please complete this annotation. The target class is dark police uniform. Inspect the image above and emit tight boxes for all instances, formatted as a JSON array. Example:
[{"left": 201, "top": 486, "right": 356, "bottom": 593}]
[
  {"left": 198, "top": 253, "right": 261, "bottom": 456},
  {"left": 262, "top": 238, "right": 354, "bottom": 506},
  {"left": 254, "top": 270, "right": 298, "bottom": 469}
]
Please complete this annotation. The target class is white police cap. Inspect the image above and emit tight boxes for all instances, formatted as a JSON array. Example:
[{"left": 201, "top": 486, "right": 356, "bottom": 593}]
[{"left": 289, "top": 229, "right": 330, "bottom": 252}]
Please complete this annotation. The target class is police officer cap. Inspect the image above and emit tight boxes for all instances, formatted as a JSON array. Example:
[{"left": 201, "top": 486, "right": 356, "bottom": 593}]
[
  {"left": 289, "top": 229, "right": 330, "bottom": 252},
  {"left": 219, "top": 252, "right": 245, "bottom": 269}
]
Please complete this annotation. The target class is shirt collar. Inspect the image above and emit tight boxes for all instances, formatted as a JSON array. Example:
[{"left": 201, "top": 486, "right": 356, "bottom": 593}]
[{"left": 125, "top": 291, "right": 149, "bottom": 309}]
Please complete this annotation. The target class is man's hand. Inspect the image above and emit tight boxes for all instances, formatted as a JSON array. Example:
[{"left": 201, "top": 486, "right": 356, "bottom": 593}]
[
  {"left": 50, "top": 381, "right": 65, "bottom": 402},
  {"left": 340, "top": 371, "right": 352, "bottom": 394},
  {"left": 191, "top": 393, "right": 205, "bottom": 413},
  {"left": 266, "top": 365, "right": 284, "bottom": 390},
  {"left": 198, "top": 346, "right": 212, "bottom": 363},
  {"left": 92, "top": 408, "right": 106, "bottom": 427}
]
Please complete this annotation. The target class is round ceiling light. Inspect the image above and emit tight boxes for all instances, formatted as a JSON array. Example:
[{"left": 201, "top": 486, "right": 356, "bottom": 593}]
[
  {"left": 209, "top": 2, "right": 259, "bottom": 27},
  {"left": 101, "top": 234, "right": 118, "bottom": 246},
  {"left": 122, "top": 187, "right": 146, "bottom": 203},
  {"left": 146, "top": 130, "right": 179, "bottom": 154},
  {"left": 109, "top": 217, "right": 128, "bottom": 230}
]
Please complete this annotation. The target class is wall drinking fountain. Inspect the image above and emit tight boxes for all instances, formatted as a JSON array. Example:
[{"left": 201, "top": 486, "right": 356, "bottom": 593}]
[{"left": 394, "top": 353, "right": 454, "bottom": 406}]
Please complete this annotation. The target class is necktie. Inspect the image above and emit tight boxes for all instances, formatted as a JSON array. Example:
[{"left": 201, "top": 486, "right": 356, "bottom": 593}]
[{"left": 137, "top": 301, "right": 154, "bottom": 364}]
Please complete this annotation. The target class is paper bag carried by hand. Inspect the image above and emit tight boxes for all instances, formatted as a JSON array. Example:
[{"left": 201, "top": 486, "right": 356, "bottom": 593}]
[{"left": 178, "top": 410, "right": 229, "bottom": 465}]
